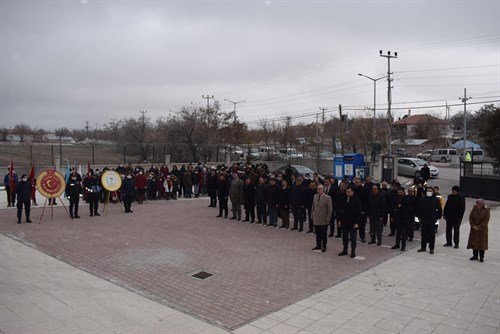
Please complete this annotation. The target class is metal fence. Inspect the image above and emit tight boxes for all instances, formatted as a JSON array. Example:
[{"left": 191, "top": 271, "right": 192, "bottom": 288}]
[{"left": 460, "top": 161, "right": 500, "bottom": 201}]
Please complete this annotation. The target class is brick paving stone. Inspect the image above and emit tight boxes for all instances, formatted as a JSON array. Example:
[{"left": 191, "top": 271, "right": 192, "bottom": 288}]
[{"left": 0, "top": 198, "right": 401, "bottom": 329}]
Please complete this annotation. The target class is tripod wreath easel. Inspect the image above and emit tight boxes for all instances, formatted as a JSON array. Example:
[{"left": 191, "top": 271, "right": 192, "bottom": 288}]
[{"left": 36, "top": 170, "right": 71, "bottom": 222}]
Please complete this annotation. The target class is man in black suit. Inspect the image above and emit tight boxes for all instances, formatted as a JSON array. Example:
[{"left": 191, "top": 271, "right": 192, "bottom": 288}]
[{"left": 338, "top": 187, "right": 360, "bottom": 258}]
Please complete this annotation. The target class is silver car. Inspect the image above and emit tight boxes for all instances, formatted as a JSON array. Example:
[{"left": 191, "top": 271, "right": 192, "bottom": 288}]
[{"left": 397, "top": 158, "right": 439, "bottom": 178}]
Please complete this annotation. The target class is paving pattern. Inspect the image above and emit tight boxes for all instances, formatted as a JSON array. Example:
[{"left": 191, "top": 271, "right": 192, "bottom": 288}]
[{"left": 0, "top": 199, "right": 404, "bottom": 329}]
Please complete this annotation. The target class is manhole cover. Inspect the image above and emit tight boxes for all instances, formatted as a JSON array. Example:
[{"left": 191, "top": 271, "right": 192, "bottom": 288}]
[{"left": 191, "top": 271, "right": 214, "bottom": 280}]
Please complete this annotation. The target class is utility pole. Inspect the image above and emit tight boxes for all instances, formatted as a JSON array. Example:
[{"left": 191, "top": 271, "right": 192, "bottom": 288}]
[
  {"left": 224, "top": 99, "right": 246, "bottom": 124},
  {"left": 459, "top": 88, "right": 471, "bottom": 155},
  {"left": 319, "top": 106, "right": 327, "bottom": 151},
  {"left": 202, "top": 95, "right": 214, "bottom": 162},
  {"left": 85, "top": 121, "right": 90, "bottom": 138},
  {"left": 380, "top": 50, "right": 398, "bottom": 156},
  {"left": 339, "top": 104, "right": 345, "bottom": 155},
  {"left": 139, "top": 110, "right": 147, "bottom": 127}
]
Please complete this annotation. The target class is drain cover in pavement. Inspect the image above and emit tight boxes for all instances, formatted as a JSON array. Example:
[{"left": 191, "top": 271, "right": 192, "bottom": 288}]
[{"left": 191, "top": 271, "right": 214, "bottom": 280}]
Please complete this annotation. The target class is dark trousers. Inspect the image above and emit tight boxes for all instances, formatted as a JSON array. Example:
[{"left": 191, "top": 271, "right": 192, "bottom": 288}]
[
  {"left": 209, "top": 190, "right": 217, "bottom": 207},
  {"left": 123, "top": 195, "right": 133, "bottom": 212},
  {"left": 306, "top": 207, "right": 313, "bottom": 232},
  {"left": 280, "top": 208, "right": 290, "bottom": 228},
  {"left": 342, "top": 227, "right": 357, "bottom": 252},
  {"left": 407, "top": 215, "right": 415, "bottom": 241},
  {"left": 269, "top": 205, "right": 278, "bottom": 226},
  {"left": 256, "top": 202, "right": 267, "bottom": 223},
  {"left": 244, "top": 203, "right": 255, "bottom": 221},
  {"left": 389, "top": 214, "right": 396, "bottom": 235},
  {"left": 88, "top": 194, "right": 99, "bottom": 215},
  {"left": 328, "top": 214, "right": 336, "bottom": 236},
  {"left": 369, "top": 216, "right": 383, "bottom": 243},
  {"left": 6, "top": 187, "right": 15, "bottom": 206},
  {"left": 218, "top": 197, "right": 228, "bottom": 217},
  {"left": 315, "top": 225, "right": 328, "bottom": 248},
  {"left": 421, "top": 222, "right": 435, "bottom": 250},
  {"left": 472, "top": 250, "right": 485, "bottom": 259},
  {"left": 358, "top": 213, "right": 367, "bottom": 240},
  {"left": 395, "top": 221, "right": 408, "bottom": 249},
  {"left": 446, "top": 220, "right": 461, "bottom": 246},
  {"left": 292, "top": 206, "right": 304, "bottom": 229},
  {"left": 69, "top": 197, "right": 80, "bottom": 217},
  {"left": 17, "top": 198, "right": 30, "bottom": 221}
]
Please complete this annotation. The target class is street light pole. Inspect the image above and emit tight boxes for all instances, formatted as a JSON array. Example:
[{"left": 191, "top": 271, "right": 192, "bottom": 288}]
[
  {"left": 358, "top": 73, "right": 387, "bottom": 139},
  {"left": 379, "top": 50, "right": 398, "bottom": 156},
  {"left": 459, "top": 88, "right": 471, "bottom": 156},
  {"left": 224, "top": 99, "right": 246, "bottom": 124}
]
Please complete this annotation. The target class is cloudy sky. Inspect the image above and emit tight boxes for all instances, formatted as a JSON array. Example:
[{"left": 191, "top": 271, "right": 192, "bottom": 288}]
[{"left": 1, "top": 0, "right": 499, "bottom": 131}]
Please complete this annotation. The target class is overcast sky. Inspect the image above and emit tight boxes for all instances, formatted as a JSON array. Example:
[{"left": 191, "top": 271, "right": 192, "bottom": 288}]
[{"left": 1, "top": 0, "right": 499, "bottom": 131}]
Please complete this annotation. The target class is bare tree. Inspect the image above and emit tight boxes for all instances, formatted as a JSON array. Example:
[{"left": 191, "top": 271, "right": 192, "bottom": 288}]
[{"left": 13, "top": 123, "right": 32, "bottom": 142}]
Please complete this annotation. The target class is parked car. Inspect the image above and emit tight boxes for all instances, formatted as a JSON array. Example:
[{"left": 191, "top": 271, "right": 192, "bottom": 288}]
[
  {"left": 259, "top": 147, "right": 284, "bottom": 161},
  {"left": 397, "top": 158, "right": 439, "bottom": 178},
  {"left": 416, "top": 150, "right": 433, "bottom": 160},
  {"left": 395, "top": 148, "right": 412, "bottom": 157},
  {"left": 274, "top": 165, "right": 324, "bottom": 183},
  {"left": 248, "top": 148, "right": 261, "bottom": 160},
  {"left": 429, "top": 148, "right": 457, "bottom": 163},
  {"left": 278, "top": 148, "right": 303, "bottom": 159},
  {"left": 309, "top": 150, "right": 334, "bottom": 160}
]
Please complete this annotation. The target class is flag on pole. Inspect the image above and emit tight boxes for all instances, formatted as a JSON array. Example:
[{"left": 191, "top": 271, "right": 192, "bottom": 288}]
[
  {"left": 28, "top": 164, "right": 35, "bottom": 181},
  {"left": 64, "top": 160, "right": 70, "bottom": 198},
  {"left": 9, "top": 159, "right": 14, "bottom": 200}
]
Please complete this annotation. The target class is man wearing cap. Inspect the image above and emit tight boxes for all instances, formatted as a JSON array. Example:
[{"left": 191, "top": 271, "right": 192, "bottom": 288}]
[
  {"left": 443, "top": 185, "right": 466, "bottom": 248},
  {"left": 16, "top": 174, "right": 32, "bottom": 223}
]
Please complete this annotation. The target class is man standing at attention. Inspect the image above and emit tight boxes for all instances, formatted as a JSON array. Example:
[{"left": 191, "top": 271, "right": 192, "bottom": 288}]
[
  {"left": 443, "top": 185, "right": 466, "bottom": 248},
  {"left": 311, "top": 184, "right": 333, "bottom": 253},
  {"left": 229, "top": 172, "right": 243, "bottom": 220},
  {"left": 338, "top": 187, "right": 360, "bottom": 258}
]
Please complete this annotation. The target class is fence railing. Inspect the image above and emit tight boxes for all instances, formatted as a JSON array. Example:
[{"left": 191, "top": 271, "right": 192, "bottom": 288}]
[{"left": 460, "top": 161, "right": 500, "bottom": 201}]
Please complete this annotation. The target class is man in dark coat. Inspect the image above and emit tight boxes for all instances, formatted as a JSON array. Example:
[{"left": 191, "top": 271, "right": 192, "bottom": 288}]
[
  {"left": 417, "top": 186, "right": 442, "bottom": 254},
  {"left": 254, "top": 176, "right": 268, "bottom": 225},
  {"left": 267, "top": 178, "right": 280, "bottom": 227},
  {"left": 84, "top": 171, "right": 101, "bottom": 217},
  {"left": 16, "top": 174, "right": 32, "bottom": 224},
  {"left": 353, "top": 178, "right": 368, "bottom": 243},
  {"left": 243, "top": 177, "right": 256, "bottom": 223},
  {"left": 216, "top": 174, "right": 229, "bottom": 218},
  {"left": 121, "top": 173, "right": 136, "bottom": 213},
  {"left": 391, "top": 187, "right": 411, "bottom": 251},
  {"left": 338, "top": 187, "right": 360, "bottom": 258},
  {"left": 229, "top": 173, "right": 243, "bottom": 220},
  {"left": 443, "top": 185, "right": 466, "bottom": 248},
  {"left": 291, "top": 177, "right": 307, "bottom": 231},
  {"left": 207, "top": 169, "right": 218, "bottom": 208},
  {"left": 420, "top": 164, "right": 431, "bottom": 182},
  {"left": 367, "top": 184, "right": 386, "bottom": 246},
  {"left": 66, "top": 172, "right": 82, "bottom": 218},
  {"left": 278, "top": 179, "right": 291, "bottom": 229}
]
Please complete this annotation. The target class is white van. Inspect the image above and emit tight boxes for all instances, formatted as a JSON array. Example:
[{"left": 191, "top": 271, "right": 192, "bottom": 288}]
[
  {"left": 430, "top": 148, "right": 458, "bottom": 163},
  {"left": 464, "top": 148, "right": 484, "bottom": 161}
]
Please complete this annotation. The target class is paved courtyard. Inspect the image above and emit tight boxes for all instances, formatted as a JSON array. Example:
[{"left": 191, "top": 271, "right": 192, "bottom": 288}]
[{"left": 1, "top": 196, "right": 499, "bottom": 334}]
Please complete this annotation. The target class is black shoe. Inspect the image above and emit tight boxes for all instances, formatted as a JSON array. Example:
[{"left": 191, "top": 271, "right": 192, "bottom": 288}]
[
  {"left": 322, "top": 247, "right": 326, "bottom": 253},
  {"left": 328, "top": 233, "right": 334, "bottom": 238},
  {"left": 417, "top": 248, "right": 426, "bottom": 252},
  {"left": 291, "top": 227, "right": 298, "bottom": 231},
  {"left": 454, "top": 245, "right": 459, "bottom": 249},
  {"left": 470, "top": 256, "right": 478, "bottom": 261},
  {"left": 377, "top": 241, "right": 381, "bottom": 246},
  {"left": 360, "top": 239, "right": 366, "bottom": 243},
  {"left": 298, "top": 229, "right": 303, "bottom": 232},
  {"left": 26, "top": 219, "right": 32, "bottom": 223},
  {"left": 351, "top": 252, "right": 356, "bottom": 258},
  {"left": 312, "top": 247, "right": 321, "bottom": 251},
  {"left": 75, "top": 215, "right": 80, "bottom": 219},
  {"left": 479, "top": 258, "right": 484, "bottom": 262},
  {"left": 94, "top": 213, "right": 100, "bottom": 216},
  {"left": 368, "top": 241, "right": 376, "bottom": 245},
  {"left": 256, "top": 221, "right": 262, "bottom": 224},
  {"left": 17, "top": 220, "right": 21, "bottom": 224},
  {"left": 230, "top": 217, "right": 237, "bottom": 220},
  {"left": 401, "top": 248, "right": 406, "bottom": 251},
  {"left": 409, "top": 238, "right": 413, "bottom": 242},
  {"left": 335, "top": 235, "right": 341, "bottom": 238},
  {"left": 266, "top": 223, "right": 274, "bottom": 226},
  {"left": 429, "top": 250, "right": 434, "bottom": 254},
  {"left": 279, "top": 225, "right": 286, "bottom": 229},
  {"left": 90, "top": 213, "right": 93, "bottom": 217},
  {"left": 216, "top": 214, "right": 222, "bottom": 217},
  {"left": 338, "top": 251, "right": 348, "bottom": 256},
  {"left": 70, "top": 215, "right": 74, "bottom": 219},
  {"left": 250, "top": 220, "right": 254, "bottom": 224},
  {"left": 391, "top": 245, "right": 399, "bottom": 249},
  {"left": 443, "top": 243, "right": 452, "bottom": 247},
  {"left": 224, "top": 216, "right": 228, "bottom": 219},
  {"left": 306, "top": 230, "right": 313, "bottom": 234},
  {"left": 388, "top": 233, "right": 395, "bottom": 237},
  {"left": 129, "top": 210, "right": 133, "bottom": 213}
]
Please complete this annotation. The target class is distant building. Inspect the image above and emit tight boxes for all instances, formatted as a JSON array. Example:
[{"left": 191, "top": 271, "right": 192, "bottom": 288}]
[{"left": 392, "top": 114, "right": 449, "bottom": 139}]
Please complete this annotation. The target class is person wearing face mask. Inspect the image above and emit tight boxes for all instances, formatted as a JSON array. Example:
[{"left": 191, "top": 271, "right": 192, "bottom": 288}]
[
  {"left": 417, "top": 187, "right": 442, "bottom": 254},
  {"left": 66, "top": 172, "right": 82, "bottom": 219},
  {"left": 16, "top": 174, "right": 32, "bottom": 224},
  {"left": 121, "top": 173, "right": 136, "bottom": 213}
]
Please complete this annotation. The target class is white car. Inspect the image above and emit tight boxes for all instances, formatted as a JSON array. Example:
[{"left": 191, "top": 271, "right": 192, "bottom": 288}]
[
  {"left": 416, "top": 150, "right": 433, "bottom": 160},
  {"left": 397, "top": 158, "right": 439, "bottom": 178}
]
